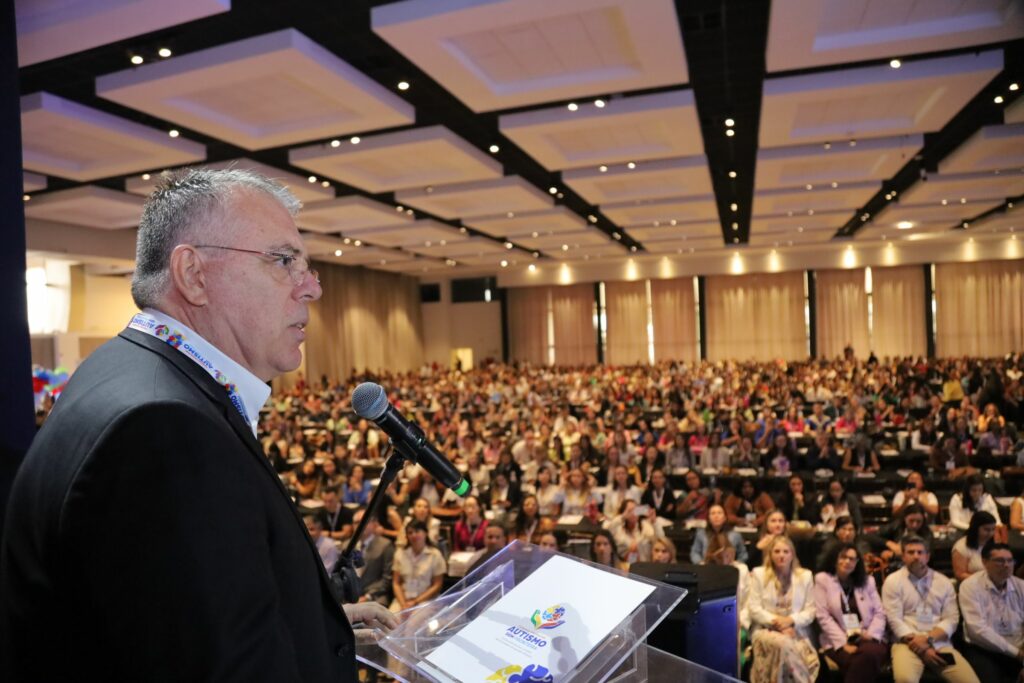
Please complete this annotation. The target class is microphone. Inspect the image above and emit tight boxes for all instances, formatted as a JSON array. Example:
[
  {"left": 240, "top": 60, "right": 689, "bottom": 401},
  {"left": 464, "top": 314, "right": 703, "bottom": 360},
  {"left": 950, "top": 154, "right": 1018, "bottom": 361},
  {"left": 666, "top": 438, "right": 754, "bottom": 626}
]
[{"left": 351, "top": 382, "right": 470, "bottom": 496}]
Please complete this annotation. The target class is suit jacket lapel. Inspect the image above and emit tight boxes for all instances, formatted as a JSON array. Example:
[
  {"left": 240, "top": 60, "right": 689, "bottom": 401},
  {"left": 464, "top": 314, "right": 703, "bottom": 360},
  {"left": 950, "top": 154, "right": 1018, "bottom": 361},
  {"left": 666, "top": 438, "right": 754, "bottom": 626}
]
[{"left": 119, "top": 328, "right": 346, "bottom": 614}]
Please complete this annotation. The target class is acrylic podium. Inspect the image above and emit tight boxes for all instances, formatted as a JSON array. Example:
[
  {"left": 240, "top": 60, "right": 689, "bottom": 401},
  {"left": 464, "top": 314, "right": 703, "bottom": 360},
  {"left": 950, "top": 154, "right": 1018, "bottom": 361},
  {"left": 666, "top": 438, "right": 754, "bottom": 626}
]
[{"left": 354, "top": 541, "right": 741, "bottom": 682}]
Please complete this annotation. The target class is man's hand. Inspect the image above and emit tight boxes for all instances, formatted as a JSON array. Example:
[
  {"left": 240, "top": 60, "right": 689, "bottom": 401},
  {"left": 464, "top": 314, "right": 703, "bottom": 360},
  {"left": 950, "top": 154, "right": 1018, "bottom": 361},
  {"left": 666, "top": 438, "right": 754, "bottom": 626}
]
[
  {"left": 842, "top": 644, "right": 858, "bottom": 654},
  {"left": 343, "top": 602, "right": 398, "bottom": 632},
  {"left": 921, "top": 648, "right": 947, "bottom": 669}
]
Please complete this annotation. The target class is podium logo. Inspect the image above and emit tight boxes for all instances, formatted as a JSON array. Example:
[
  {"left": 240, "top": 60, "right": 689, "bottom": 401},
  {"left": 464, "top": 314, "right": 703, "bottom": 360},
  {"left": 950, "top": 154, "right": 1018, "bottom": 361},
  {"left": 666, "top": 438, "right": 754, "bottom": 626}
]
[
  {"left": 530, "top": 604, "right": 566, "bottom": 630},
  {"left": 486, "top": 663, "right": 554, "bottom": 683}
]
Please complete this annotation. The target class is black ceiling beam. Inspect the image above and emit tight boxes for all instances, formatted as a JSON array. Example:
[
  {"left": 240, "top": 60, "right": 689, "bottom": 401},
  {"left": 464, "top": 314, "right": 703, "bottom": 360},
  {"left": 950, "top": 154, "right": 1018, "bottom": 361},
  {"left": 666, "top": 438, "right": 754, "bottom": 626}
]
[{"left": 676, "top": 0, "right": 771, "bottom": 247}]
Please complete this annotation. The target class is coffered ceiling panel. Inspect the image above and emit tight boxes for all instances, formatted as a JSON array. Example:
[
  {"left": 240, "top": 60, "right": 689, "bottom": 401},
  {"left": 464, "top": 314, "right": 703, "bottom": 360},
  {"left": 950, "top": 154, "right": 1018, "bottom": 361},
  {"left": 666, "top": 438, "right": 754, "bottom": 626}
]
[
  {"left": 346, "top": 219, "right": 467, "bottom": 249},
  {"left": 23, "top": 172, "right": 46, "bottom": 193},
  {"left": 296, "top": 196, "right": 413, "bottom": 235},
  {"left": 372, "top": 0, "right": 688, "bottom": 112},
  {"left": 562, "top": 155, "right": 712, "bottom": 204},
  {"left": 124, "top": 157, "right": 334, "bottom": 203},
  {"left": 289, "top": 126, "right": 501, "bottom": 194},
  {"left": 939, "top": 123, "right": 1024, "bottom": 174},
  {"left": 899, "top": 170, "right": 1024, "bottom": 206},
  {"left": 24, "top": 186, "right": 145, "bottom": 229},
  {"left": 396, "top": 176, "right": 552, "bottom": 220},
  {"left": 755, "top": 135, "right": 922, "bottom": 190},
  {"left": 500, "top": 91, "right": 701, "bottom": 171},
  {"left": 97, "top": 29, "right": 414, "bottom": 151},
  {"left": 752, "top": 181, "right": 880, "bottom": 215},
  {"left": 600, "top": 195, "right": 719, "bottom": 227},
  {"left": 465, "top": 207, "right": 586, "bottom": 238}
]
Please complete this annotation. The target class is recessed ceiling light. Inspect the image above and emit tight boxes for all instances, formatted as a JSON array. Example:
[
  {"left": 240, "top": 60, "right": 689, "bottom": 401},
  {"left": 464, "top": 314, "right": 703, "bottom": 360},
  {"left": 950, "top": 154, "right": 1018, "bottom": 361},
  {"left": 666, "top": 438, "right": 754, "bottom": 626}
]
[
  {"left": 941, "top": 199, "right": 948, "bottom": 206},
  {"left": 831, "top": 182, "right": 838, "bottom": 189},
  {"left": 995, "top": 95, "right": 1004, "bottom": 104},
  {"left": 732, "top": 222, "right": 738, "bottom": 229},
  {"left": 531, "top": 231, "right": 539, "bottom": 238},
  {"left": 561, "top": 244, "right": 569, "bottom": 251},
  {"left": 130, "top": 54, "right": 144, "bottom": 65},
  {"left": 504, "top": 242, "right": 514, "bottom": 249},
  {"left": 528, "top": 264, "right": 537, "bottom": 272},
  {"left": 22, "top": 194, "right": 30, "bottom": 201},
  {"left": 168, "top": 129, "right": 179, "bottom": 138},
  {"left": 725, "top": 129, "right": 735, "bottom": 137},
  {"left": 506, "top": 212, "right": 515, "bottom": 218},
  {"left": 613, "top": 233, "right": 621, "bottom": 240},
  {"left": 330, "top": 139, "right": 340, "bottom": 148},
  {"left": 158, "top": 48, "right": 172, "bottom": 58},
  {"left": 627, "top": 162, "right": 636, "bottom": 169},
  {"left": 733, "top": 237, "right": 739, "bottom": 243},
  {"left": 849, "top": 140, "right": 857, "bottom": 147},
  {"left": 321, "top": 181, "right": 330, "bottom": 188},
  {"left": 334, "top": 249, "right": 343, "bottom": 257},
  {"left": 805, "top": 184, "right": 813, "bottom": 190},
  {"left": 350, "top": 136, "right": 360, "bottom": 144},
  {"left": 549, "top": 187, "right": 557, "bottom": 194},
  {"left": 397, "top": 81, "right": 410, "bottom": 91},
  {"left": 500, "top": 260, "right": 508, "bottom": 267},
  {"left": 824, "top": 142, "right": 831, "bottom": 150},
  {"left": 796, "top": 226, "right": 804, "bottom": 232},
  {"left": 141, "top": 173, "right": 150, "bottom": 180},
  {"left": 889, "top": 59, "right": 901, "bottom": 69},
  {"left": 343, "top": 238, "right": 351, "bottom": 244},
  {"left": 724, "top": 118, "right": 735, "bottom": 127},
  {"left": 630, "top": 246, "right": 637, "bottom": 252},
  {"left": 594, "top": 99, "right": 605, "bottom": 108},
  {"left": 897, "top": 221, "right": 913, "bottom": 230},
  {"left": 1010, "top": 83, "right": 1019, "bottom": 91},
  {"left": 599, "top": 165, "right": 608, "bottom": 172},
  {"left": 567, "top": 102, "right": 578, "bottom": 112},
  {"left": 730, "top": 203, "right": 738, "bottom": 211},
  {"left": 406, "top": 209, "right": 413, "bottom": 216},
  {"left": 488, "top": 144, "right": 500, "bottom": 153},
  {"left": 728, "top": 171, "right": 737, "bottom": 178}
]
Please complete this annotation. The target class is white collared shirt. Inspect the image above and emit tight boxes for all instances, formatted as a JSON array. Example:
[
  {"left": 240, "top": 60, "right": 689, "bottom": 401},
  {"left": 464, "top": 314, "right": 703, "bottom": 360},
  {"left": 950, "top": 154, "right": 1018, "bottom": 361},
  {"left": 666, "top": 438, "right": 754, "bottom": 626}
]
[
  {"left": 959, "top": 571, "right": 1024, "bottom": 657},
  {"left": 882, "top": 567, "right": 959, "bottom": 647},
  {"left": 130, "top": 308, "right": 270, "bottom": 436}
]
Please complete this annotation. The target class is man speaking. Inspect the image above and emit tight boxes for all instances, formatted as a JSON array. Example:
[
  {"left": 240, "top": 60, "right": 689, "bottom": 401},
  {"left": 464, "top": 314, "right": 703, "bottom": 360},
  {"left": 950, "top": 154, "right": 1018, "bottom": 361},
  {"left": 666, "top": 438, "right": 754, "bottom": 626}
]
[{"left": 1, "top": 169, "right": 393, "bottom": 681}]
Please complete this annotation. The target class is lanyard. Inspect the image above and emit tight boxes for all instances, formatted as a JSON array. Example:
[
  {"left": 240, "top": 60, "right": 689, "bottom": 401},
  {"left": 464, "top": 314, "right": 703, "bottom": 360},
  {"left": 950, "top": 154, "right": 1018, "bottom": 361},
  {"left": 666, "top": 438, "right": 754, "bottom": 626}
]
[{"left": 128, "top": 312, "right": 249, "bottom": 426}]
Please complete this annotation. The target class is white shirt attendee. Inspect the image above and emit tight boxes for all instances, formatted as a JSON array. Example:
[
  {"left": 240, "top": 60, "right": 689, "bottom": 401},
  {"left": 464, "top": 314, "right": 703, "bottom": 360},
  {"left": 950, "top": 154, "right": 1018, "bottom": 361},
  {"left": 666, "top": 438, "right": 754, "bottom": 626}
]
[{"left": 958, "top": 544, "right": 1024, "bottom": 681}]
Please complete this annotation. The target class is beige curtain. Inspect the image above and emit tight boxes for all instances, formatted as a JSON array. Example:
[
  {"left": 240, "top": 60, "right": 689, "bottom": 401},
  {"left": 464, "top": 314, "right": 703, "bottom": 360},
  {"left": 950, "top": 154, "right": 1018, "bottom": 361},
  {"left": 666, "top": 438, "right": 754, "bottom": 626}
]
[
  {"left": 705, "top": 271, "right": 807, "bottom": 361},
  {"left": 551, "top": 283, "right": 597, "bottom": 366},
  {"left": 507, "top": 286, "right": 550, "bottom": 365},
  {"left": 304, "top": 262, "right": 424, "bottom": 383},
  {"left": 872, "top": 265, "right": 926, "bottom": 359},
  {"left": 605, "top": 280, "right": 649, "bottom": 365},
  {"left": 935, "top": 259, "right": 1024, "bottom": 357},
  {"left": 815, "top": 269, "right": 868, "bottom": 359},
  {"left": 651, "top": 277, "right": 699, "bottom": 362}
]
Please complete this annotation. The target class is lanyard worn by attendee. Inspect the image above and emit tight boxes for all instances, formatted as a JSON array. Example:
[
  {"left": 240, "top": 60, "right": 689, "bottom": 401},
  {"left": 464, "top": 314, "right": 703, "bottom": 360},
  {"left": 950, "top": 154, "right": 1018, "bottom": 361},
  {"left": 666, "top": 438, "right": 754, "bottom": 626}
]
[{"left": 128, "top": 311, "right": 250, "bottom": 426}]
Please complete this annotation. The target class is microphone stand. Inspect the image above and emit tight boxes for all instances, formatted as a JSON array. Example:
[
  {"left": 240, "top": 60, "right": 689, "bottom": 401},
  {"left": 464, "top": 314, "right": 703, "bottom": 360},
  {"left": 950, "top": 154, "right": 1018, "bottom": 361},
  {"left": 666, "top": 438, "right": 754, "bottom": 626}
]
[{"left": 333, "top": 440, "right": 410, "bottom": 604}]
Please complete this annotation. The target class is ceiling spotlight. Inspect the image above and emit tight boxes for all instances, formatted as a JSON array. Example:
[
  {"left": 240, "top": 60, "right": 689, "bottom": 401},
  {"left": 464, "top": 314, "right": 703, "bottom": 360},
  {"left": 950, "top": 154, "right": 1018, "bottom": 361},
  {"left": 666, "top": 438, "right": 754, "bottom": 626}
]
[
  {"left": 995, "top": 95, "right": 1005, "bottom": 104},
  {"left": 725, "top": 129, "right": 735, "bottom": 137},
  {"left": 630, "top": 246, "right": 637, "bottom": 252},
  {"left": 733, "top": 237, "right": 739, "bottom": 243},
  {"left": 805, "top": 184, "right": 813, "bottom": 190},
  {"left": 732, "top": 222, "right": 739, "bottom": 230},
  {"left": 350, "top": 136, "right": 360, "bottom": 144},
  {"left": 889, "top": 59, "right": 901, "bottom": 69},
  {"left": 556, "top": 192, "right": 564, "bottom": 199},
  {"left": 460, "top": 227, "right": 468, "bottom": 233},
  {"left": 670, "top": 219, "right": 677, "bottom": 226},
  {"left": 531, "top": 231, "right": 539, "bottom": 238},
  {"left": 797, "top": 226, "right": 804, "bottom": 232},
  {"left": 334, "top": 249, "right": 343, "bottom": 257},
  {"left": 489, "top": 144, "right": 500, "bottom": 153},
  {"left": 599, "top": 165, "right": 608, "bottom": 172},
  {"left": 1010, "top": 83, "right": 1019, "bottom": 91},
  {"left": 897, "top": 221, "right": 913, "bottom": 230},
  {"left": 807, "top": 209, "right": 815, "bottom": 216},
  {"left": 533, "top": 251, "right": 540, "bottom": 258},
  {"left": 141, "top": 173, "right": 151, "bottom": 180},
  {"left": 425, "top": 186, "right": 433, "bottom": 193},
  {"left": 728, "top": 170, "right": 737, "bottom": 178},
  {"left": 588, "top": 214, "right": 598, "bottom": 223},
  {"left": 594, "top": 99, "right": 605, "bottom": 108},
  {"left": 321, "top": 181, "right": 330, "bottom": 188},
  {"left": 353, "top": 240, "right": 362, "bottom": 246},
  {"left": 439, "top": 240, "right": 446, "bottom": 246},
  {"left": 627, "top": 161, "right": 636, "bottom": 169},
  {"left": 504, "top": 242, "right": 514, "bottom": 249},
  {"left": 963, "top": 221, "right": 970, "bottom": 228},
  {"left": 567, "top": 102, "right": 578, "bottom": 112},
  {"left": 158, "top": 47, "right": 172, "bottom": 58},
  {"left": 831, "top": 182, "right": 838, "bottom": 189},
  {"left": 613, "top": 232, "right": 622, "bottom": 240},
  {"left": 849, "top": 140, "right": 857, "bottom": 147},
  {"left": 549, "top": 186, "right": 558, "bottom": 194},
  {"left": 506, "top": 212, "right": 515, "bottom": 218},
  {"left": 500, "top": 260, "right": 509, "bottom": 268},
  {"left": 561, "top": 244, "right": 569, "bottom": 251},
  {"left": 941, "top": 199, "right": 949, "bottom": 206},
  {"left": 307, "top": 176, "right": 317, "bottom": 183},
  {"left": 130, "top": 54, "right": 144, "bottom": 65},
  {"left": 168, "top": 129, "right": 180, "bottom": 138},
  {"left": 725, "top": 118, "right": 735, "bottom": 127},
  {"left": 960, "top": 197, "right": 967, "bottom": 204},
  {"left": 406, "top": 209, "right": 414, "bottom": 216},
  {"left": 730, "top": 203, "right": 738, "bottom": 211},
  {"left": 22, "top": 194, "right": 30, "bottom": 201},
  {"left": 528, "top": 264, "right": 537, "bottom": 272},
  {"left": 397, "top": 81, "right": 410, "bottom": 91},
  {"left": 330, "top": 139, "right": 340, "bottom": 147},
  {"left": 343, "top": 238, "right": 351, "bottom": 244},
  {"left": 824, "top": 142, "right": 832, "bottom": 150},
  {"left": 395, "top": 205, "right": 404, "bottom": 212},
  {"left": 446, "top": 259, "right": 456, "bottom": 266}
]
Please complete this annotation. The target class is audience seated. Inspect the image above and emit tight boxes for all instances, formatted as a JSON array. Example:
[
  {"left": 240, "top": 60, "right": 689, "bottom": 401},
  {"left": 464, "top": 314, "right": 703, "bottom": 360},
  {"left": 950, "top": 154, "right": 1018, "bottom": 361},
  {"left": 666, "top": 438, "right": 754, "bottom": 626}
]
[
  {"left": 351, "top": 509, "right": 395, "bottom": 606},
  {"left": 818, "top": 477, "right": 863, "bottom": 532},
  {"left": 690, "top": 504, "right": 748, "bottom": 565},
  {"left": 391, "top": 520, "right": 446, "bottom": 612},
  {"left": 949, "top": 474, "right": 1001, "bottom": 531},
  {"left": 957, "top": 543, "right": 1024, "bottom": 682},
  {"left": 892, "top": 471, "right": 940, "bottom": 519},
  {"left": 951, "top": 511, "right": 997, "bottom": 583}
]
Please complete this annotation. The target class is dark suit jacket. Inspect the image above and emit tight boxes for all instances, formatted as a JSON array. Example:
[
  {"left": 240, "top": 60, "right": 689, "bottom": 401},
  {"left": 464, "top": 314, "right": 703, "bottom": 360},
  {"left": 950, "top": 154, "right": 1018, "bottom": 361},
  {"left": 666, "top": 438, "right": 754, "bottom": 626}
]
[
  {"left": 357, "top": 535, "right": 394, "bottom": 605},
  {"left": 0, "top": 329, "right": 356, "bottom": 682}
]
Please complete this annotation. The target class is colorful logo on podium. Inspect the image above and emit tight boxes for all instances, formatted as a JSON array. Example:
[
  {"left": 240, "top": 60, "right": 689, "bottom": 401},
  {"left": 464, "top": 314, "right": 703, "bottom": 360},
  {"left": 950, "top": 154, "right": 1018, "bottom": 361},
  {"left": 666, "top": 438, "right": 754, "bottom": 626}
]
[
  {"left": 530, "top": 604, "right": 566, "bottom": 630},
  {"left": 486, "top": 663, "right": 554, "bottom": 683}
]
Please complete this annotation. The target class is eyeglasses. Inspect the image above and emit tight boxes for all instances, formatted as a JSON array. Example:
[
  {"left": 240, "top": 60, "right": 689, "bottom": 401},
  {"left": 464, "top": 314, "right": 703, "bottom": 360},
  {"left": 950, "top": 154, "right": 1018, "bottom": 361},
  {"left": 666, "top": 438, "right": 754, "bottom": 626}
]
[
  {"left": 192, "top": 244, "right": 319, "bottom": 285},
  {"left": 986, "top": 557, "right": 1015, "bottom": 565}
]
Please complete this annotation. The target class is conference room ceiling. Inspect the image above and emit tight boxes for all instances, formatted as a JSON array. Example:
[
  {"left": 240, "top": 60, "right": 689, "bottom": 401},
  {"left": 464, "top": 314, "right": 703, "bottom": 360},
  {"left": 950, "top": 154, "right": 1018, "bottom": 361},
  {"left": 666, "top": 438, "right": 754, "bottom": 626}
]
[{"left": 16, "top": 0, "right": 1024, "bottom": 276}]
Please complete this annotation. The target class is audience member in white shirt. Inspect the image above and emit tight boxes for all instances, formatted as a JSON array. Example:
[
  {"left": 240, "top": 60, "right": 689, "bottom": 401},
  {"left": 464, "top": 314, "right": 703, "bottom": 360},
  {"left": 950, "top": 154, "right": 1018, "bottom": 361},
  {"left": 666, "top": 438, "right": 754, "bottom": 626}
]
[{"left": 958, "top": 543, "right": 1024, "bottom": 682}]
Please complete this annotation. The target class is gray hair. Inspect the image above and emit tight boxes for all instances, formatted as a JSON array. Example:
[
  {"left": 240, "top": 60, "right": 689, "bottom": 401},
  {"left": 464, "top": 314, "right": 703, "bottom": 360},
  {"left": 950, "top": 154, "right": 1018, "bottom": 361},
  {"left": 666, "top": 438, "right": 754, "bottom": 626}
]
[{"left": 130, "top": 167, "right": 302, "bottom": 309}]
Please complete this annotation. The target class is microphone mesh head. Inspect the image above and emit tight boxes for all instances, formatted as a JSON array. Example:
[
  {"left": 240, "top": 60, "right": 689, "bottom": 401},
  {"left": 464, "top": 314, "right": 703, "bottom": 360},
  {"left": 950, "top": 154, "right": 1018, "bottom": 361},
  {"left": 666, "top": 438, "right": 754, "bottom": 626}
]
[{"left": 351, "top": 382, "right": 388, "bottom": 420}]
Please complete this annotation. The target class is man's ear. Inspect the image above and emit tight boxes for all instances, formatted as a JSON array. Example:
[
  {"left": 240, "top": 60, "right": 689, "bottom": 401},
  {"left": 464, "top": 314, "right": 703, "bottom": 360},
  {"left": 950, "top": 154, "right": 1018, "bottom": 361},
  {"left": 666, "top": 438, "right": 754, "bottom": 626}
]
[{"left": 168, "top": 244, "right": 209, "bottom": 306}]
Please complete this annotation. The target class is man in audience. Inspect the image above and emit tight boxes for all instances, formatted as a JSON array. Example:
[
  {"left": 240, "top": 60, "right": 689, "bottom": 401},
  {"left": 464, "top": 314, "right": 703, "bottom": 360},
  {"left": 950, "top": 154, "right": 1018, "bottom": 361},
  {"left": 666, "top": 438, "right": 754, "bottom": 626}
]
[
  {"left": 882, "top": 535, "right": 979, "bottom": 683},
  {"left": 322, "top": 485, "right": 355, "bottom": 541},
  {"left": 305, "top": 512, "right": 340, "bottom": 573},
  {"left": 958, "top": 543, "right": 1024, "bottom": 682},
  {"left": 467, "top": 523, "right": 509, "bottom": 574},
  {"left": 352, "top": 509, "right": 395, "bottom": 606}
]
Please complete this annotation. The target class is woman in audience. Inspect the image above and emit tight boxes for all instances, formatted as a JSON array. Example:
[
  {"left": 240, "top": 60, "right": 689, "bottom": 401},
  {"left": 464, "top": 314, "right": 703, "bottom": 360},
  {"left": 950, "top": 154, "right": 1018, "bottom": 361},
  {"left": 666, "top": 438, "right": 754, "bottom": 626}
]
[
  {"left": 635, "top": 445, "right": 664, "bottom": 486},
  {"left": 890, "top": 470, "right": 939, "bottom": 518},
  {"left": 608, "top": 499, "right": 660, "bottom": 565},
  {"left": 316, "top": 457, "right": 346, "bottom": 498},
  {"left": 751, "top": 509, "right": 789, "bottom": 568},
  {"left": 452, "top": 495, "right": 489, "bottom": 552},
  {"left": 391, "top": 520, "right": 447, "bottom": 612},
  {"left": 512, "top": 494, "right": 544, "bottom": 544},
  {"left": 776, "top": 475, "right": 819, "bottom": 525},
  {"left": 748, "top": 536, "right": 820, "bottom": 683},
  {"left": 720, "top": 417, "right": 745, "bottom": 449},
  {"left": 813, "top": 542, "right": 888, "bottom": 682},
  {"left": 533, "top": 466, "right": 564, "bottom": 518},
  {"left": 725, "top": 478, "right": 775, "bottom": 528},
  {"left": 1011, "top": 494, "right": 1024, "bottom": 531},
  {"left": 463, "top": 450, "right": 490, "bottom": 498},
  {"left": 651, "top": 537, "right": 677, "bottom": 564},
  {"left": 909, "top": 418, "right": 938, "bottom": 452},
  {"left": 561, "top": 467, "right": 598, "bottom": 516},
  {"left": 815, "top": 515, "right": 872, "bottom": 571},
  {"left": 664, "top": 432, "right": 692, "bottom": 470},
  {"left": 781, "top": 405, "right": 806, "bottom": 435},
  {"left": 841, "top": 433, "right": 880, "bottom": 473},
  {"left": 401, "top": 497, "right": 441, "bottom": 547},
  {"left": 340, "top": 463, "right": 372, "bottom": 506},
  {"left": 589, "top": 529, "right": 625, "bottom": 570},
  {"left": 878, "top": 503, "right": 933, "bottom": 561},
  {"left": 818, "top": 478, "right": 862, "bottom": 532},
  {"left": 688, "top": 422, "right": 710, "bottom": 461},
  {"left": 485, "top": 470, "right": 521, "bottom": 517},
  {"left": 805, "top": 432, "right": 842, "bottom": 471},
  {"left": 701, "top": 432, "right": 732, "bottom": 470},
  {"left": 690, "top": 503, "right": 748, "bottom": 565},
  {"left": 639, "top": 467, "right": 676, "bottom": 519},
  {"left": 930, "top": 434, "right": 975, "bottom": 480},
  {"left": 603, "top": 464, "right": 642, "bottom": 518},
  {"left": 676, "top": 469, "right": 717, "bottom": 521},
  {"left": 949, "top": 473, "right": 1001, "bottom": 530},
  {"left": 537, "top": 532, "right": 559, "bottom": 552},
  {"left": 976, "top": 402, "right": 1005, "bottom": 433},
  {"left": 293, "top": 458, "right": 320, "bottom": 499},
  {"left": 493, "top": 448, "right": 523, "bottom": 491},
  {"left": 951, "top": 510, "right": 997, "bottom": 582},
  {"left": 766, "top": 434, "right": 797, "bottom": 474}
]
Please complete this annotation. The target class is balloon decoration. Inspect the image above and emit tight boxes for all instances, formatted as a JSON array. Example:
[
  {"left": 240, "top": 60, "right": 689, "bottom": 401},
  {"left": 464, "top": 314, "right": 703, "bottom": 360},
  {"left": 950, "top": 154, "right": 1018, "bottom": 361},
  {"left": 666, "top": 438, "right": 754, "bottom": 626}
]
[{"left": 32, "top": 365, "right": 70, "bottom": 409}]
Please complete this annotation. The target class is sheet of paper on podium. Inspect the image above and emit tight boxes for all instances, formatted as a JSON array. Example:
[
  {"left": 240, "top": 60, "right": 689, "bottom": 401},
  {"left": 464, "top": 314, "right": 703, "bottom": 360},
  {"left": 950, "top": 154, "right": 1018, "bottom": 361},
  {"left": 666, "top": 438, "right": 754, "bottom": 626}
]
[{"left": 424, "top": 554, "right": 655, "bottom": 682}]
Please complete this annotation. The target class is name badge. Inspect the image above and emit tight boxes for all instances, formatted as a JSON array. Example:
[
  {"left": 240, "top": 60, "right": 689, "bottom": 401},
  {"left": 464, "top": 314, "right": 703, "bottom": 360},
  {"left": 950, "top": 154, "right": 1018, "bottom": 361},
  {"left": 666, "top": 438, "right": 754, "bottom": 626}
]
[
  {"left": 842, "top": 613, "right": 861, "bottom": 632},
  {"left": 916, "top": 609, "right": 936, "bottom": 626},
  {"left": 944, "top": 459, "right": 955, "bottom": 471}
]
